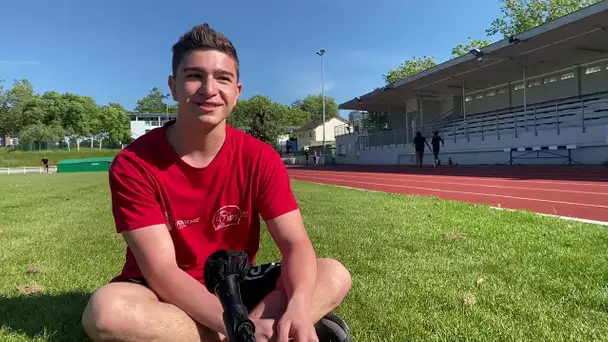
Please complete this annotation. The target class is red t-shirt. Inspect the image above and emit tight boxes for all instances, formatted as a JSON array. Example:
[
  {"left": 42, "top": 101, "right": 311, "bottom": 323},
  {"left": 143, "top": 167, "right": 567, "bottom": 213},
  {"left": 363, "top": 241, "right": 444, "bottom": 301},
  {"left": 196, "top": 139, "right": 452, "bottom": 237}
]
[{"left": 108, "top": 121, "right": 299, "bottom": 284}]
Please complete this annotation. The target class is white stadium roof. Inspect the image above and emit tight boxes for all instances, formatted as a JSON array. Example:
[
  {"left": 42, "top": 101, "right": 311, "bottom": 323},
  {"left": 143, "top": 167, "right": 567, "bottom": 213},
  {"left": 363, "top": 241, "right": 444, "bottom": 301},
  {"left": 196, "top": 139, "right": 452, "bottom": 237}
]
[{"left": 339, "top": 1, "right": 608, "bottom": 111}]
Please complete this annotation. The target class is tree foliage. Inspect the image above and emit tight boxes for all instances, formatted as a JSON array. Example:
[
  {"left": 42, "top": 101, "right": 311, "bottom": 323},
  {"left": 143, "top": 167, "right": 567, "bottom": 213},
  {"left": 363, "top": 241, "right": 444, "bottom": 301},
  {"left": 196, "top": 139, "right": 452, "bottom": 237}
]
[
  {"left": 0, "top": 78, "right": 131, "bottom": 149},
  {"left": 0, "top": 79, "right": 35, "bottom": 136},
  {"left": 487, "top": 0, "right": 602, "bottom": 38},
  {"left": 226, "top": 93, "right": 341, "bottom": 147},
  {"left": 228, "top": 95, "right": 289, "bottom": 148},
  {"left": 134, "top": 87, "right": 177, "bottom": 114},
  {"left": 383, "top": 56, "right": 438, "bottom": 84},
  {"left": 92, "top": 103, "right": 132, "bottom": 145},
  {"left": 290, "top": 94, "right": 339, "bottom": 121},
  {"left": 0, "top": 77, "right": 342, "bottom": 151}
]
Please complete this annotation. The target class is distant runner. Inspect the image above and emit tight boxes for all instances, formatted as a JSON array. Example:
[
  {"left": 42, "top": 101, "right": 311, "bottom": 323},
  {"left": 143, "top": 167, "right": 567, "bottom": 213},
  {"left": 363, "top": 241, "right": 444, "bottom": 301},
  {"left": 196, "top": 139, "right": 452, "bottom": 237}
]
[
  {"left": 41, "top": 156, "right": 49, "bottom": 173},
  {"left": 431, "top": 131, "right": 445, "bottom": 167},
  {"left": 412, "top": 131, "right": 431, "bottom": 168}
]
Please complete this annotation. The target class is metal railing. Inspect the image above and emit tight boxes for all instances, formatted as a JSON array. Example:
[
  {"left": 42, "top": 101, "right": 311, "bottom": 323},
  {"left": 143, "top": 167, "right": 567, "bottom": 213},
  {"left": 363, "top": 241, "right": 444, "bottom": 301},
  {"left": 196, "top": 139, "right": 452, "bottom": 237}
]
[{"left": 337, "top": 92, "right": 608, "bottom": 149}]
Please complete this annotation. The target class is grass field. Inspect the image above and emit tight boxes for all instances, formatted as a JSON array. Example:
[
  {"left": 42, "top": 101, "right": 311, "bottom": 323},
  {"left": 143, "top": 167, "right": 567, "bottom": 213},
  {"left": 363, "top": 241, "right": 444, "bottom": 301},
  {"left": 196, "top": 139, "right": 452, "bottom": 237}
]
[
  {"left": 1, "top": 173, "right": 607, "bottom": 341},
  {"left": 0, "top": 148, "right": 120, "bottom": 168}
]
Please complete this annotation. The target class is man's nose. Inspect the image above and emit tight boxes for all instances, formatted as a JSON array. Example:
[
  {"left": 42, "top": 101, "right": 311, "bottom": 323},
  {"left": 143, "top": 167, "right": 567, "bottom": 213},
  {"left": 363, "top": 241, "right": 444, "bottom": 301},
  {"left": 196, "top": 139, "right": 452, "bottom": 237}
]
[{"left": 198, "top": 77, "right": 218, "bottom": 95}]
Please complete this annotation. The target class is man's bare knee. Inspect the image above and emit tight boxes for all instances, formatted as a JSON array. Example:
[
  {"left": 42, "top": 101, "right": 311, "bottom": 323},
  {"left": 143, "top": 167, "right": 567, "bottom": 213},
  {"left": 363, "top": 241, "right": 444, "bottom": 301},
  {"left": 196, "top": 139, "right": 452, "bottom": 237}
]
[
  {"left": 82, "top": 283, "right": 156, "bottom": 341},
  {"left": 82, "top": 283, "right": 222, "bottom": 342},
  {"left": 317, "top": 258, "right": 352, "bottom": 306}
]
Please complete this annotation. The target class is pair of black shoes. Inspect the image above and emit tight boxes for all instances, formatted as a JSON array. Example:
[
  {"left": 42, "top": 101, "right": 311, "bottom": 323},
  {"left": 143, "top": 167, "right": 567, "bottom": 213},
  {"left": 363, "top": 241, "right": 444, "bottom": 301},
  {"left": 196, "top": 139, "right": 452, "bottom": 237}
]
[{"left": 314, "top": 313, "right": 352, "bottom": 342}]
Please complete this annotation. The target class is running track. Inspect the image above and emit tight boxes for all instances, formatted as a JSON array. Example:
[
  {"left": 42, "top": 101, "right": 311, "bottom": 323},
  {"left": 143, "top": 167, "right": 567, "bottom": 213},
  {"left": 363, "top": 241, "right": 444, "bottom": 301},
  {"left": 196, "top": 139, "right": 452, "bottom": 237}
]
[{"left": 287, "top": 165, "right": 608, "bottom": 224}]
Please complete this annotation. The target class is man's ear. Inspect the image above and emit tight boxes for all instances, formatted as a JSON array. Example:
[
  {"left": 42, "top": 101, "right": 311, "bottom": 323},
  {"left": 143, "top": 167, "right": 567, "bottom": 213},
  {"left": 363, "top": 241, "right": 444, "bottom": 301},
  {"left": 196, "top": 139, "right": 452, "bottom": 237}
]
[
  {"left": 233, "top": 82, "right": 243, "bottom": 106},
  {"left": 168, "top": 75, "right": 177, "bottom": 101}
]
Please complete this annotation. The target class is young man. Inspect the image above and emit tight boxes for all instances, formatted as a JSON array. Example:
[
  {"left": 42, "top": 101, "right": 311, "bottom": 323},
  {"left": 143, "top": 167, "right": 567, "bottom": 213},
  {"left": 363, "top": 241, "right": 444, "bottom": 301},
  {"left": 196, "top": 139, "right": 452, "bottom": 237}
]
[
  {"left": 430, "top": 131, "right": 444, "bottom": 167},
  {"left": 81, "top": 24, "right": 352, "bottom": 342},
  {"left": 412, "top": 131, "right": 431, "bottom": 168}
]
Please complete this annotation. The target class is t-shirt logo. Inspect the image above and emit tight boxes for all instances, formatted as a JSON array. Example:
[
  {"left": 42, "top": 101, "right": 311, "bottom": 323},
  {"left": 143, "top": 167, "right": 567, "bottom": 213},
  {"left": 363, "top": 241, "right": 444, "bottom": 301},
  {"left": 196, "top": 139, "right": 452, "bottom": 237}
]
[
  {"left": 212, "top": 205, "right": 249, "bottom": 231},
  {"left": 164, "top": 211, "right": 201, "bottom": 231}
]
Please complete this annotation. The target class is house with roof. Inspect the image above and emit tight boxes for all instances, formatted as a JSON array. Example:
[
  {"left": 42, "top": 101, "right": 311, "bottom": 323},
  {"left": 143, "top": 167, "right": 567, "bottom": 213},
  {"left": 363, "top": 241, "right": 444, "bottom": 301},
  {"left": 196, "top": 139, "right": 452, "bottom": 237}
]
[{"left": 294, "top": 117, "right": 349, "bottom": 151}]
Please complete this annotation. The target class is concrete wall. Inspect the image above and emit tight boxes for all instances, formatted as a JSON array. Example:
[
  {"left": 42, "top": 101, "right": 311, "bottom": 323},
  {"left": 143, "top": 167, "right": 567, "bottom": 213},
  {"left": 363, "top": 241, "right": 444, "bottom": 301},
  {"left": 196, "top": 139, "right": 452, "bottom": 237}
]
[{"left": 336, "top": 123, "right": 608, "bottom": 165}]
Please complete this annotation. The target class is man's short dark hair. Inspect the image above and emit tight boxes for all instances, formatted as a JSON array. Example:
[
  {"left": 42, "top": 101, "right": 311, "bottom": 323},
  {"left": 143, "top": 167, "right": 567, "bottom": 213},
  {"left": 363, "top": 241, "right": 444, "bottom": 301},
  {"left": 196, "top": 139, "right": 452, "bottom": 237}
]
[{"left": 171, "top": 23, "right": 239, "bottom": 79}]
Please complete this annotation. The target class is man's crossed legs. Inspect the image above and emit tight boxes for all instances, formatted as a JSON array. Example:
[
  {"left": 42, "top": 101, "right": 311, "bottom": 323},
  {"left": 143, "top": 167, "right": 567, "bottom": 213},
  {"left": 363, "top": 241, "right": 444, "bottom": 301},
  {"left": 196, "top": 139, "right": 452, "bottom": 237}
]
[{"left": 82, "top": 258, "right": 352, "bottom": 341}]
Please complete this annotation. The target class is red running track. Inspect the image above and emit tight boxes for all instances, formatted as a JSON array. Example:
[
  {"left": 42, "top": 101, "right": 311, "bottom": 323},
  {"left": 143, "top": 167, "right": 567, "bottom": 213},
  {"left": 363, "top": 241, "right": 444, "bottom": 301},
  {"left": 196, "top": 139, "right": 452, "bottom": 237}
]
[{"left": 287, "top": 165, "right": 608, "bottom": 223}]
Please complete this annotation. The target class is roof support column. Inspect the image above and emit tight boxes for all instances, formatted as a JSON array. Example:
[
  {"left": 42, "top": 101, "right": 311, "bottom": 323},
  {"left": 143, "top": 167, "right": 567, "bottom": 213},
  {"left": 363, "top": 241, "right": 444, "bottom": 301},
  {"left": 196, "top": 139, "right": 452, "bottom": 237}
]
[
  {"left": 419, "top": 97, "right": 423, "bottom": 129},
  {"left": 462, "top": 80, "right": 469, "bottom": 142},
  {"left": 522, "top": 65, "right": 526, "bottom": 135},
  {"left": 576, "top": 65, "right": 582, "bottom": 97},
  {"left": 405, "top": 109, "right": 409, "bottom": 144}
]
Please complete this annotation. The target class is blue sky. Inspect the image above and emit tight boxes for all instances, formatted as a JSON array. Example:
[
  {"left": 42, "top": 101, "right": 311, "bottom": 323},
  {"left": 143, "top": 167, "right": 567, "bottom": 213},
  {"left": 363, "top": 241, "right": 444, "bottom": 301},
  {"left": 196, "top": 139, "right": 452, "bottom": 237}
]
[{"left": 1, "top": 0, "right": 503, "bottom": 117}]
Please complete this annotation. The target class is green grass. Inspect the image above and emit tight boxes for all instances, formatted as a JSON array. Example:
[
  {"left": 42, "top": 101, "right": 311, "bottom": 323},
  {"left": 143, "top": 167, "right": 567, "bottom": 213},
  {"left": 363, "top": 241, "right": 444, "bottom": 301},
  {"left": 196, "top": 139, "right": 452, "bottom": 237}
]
[
  {"left": 1, "top": 173, "right": 607, "bottom": 341},
  {"left": 0, "top": 148, "right": 120, "bottom": 168}
]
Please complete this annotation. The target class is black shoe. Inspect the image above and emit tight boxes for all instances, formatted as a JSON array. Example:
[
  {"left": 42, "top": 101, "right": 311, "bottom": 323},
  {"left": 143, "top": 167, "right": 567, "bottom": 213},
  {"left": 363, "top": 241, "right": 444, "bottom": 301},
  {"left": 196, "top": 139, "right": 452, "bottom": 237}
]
[{"left": 314, "top": 312, "right": 352, "bottom": 342}]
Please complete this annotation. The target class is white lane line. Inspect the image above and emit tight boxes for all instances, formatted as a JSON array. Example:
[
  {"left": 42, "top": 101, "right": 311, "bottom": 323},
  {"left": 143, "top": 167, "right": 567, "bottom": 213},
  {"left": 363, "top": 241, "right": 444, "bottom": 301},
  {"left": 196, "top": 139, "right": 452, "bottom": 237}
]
[{"left": 488, "top": 207, "right": 608, "bottom": 226}]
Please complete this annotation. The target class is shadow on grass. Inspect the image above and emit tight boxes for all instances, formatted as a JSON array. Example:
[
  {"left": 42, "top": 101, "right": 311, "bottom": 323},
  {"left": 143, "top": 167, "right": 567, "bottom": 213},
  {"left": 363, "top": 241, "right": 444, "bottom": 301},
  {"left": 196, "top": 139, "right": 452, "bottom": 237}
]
[{"left": 0, "top": 291, "right": 90, "bottom": 341}]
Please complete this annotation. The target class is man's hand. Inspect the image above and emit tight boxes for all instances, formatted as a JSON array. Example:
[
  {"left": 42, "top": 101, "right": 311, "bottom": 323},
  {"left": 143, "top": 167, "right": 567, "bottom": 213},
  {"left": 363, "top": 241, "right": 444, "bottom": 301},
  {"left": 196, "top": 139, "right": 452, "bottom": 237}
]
[
  {"left": 251, "top": 318, "right": 276, "bottom": 342},
  {"left": 276, "top": 302, "right": 318, "bottom": 342}
]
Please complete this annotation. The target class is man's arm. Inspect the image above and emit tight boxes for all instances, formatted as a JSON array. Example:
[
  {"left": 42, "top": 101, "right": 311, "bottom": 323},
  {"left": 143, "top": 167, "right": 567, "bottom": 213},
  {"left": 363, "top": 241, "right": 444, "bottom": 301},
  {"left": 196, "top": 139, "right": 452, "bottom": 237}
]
[
  {"left": 256, "top": 148, "right": 317, "bottom": 308},
  {"left": 266, "top": 210, "right": 317, "bottom": 308},
  {"left": 121, "top": 225, "right": 228, "bottom": 335},
  {"left": 109, "top": 155, "right": 227, "bottom": 335}
]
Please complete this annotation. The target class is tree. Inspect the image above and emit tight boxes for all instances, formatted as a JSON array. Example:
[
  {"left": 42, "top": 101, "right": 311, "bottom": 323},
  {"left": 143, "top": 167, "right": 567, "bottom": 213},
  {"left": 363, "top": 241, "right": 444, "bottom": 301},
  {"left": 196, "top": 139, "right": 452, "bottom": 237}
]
[
  {"left": 451, "top": 38, "right": 493, "bottom": 58},
  {"left": 290, "top": 94, "right": 339, "bottom": 121},
  {"left": 39, "top": 91, "right": 68, "bottom": 127},
  {"left": 134, "top": 87, "right": 174, "bottom": 114},
  {"left": 60, "top": 93, "right": 98, "bottom": 150},
  {"left": 19, "top": 123, "right": 64, "bottom": 150},
  {"left": 227, "top": 95, "right": 289, "bottom": 147},
  {"left": 0, "top": 79, "right": 35, "bottom": 138},
  {"left": 285, "top": 107, "right": 312, "bottom": 127},
  {"left": 487, "top": 0, "right": 601, "bottom": 38},
  {"left": 228, "top": 99, "right": 253, "bottom": 130},
  {"left": 362, "top": 112, "right": 390, "bottom": 132},
  {"left": 91, "top": 103, "right": 132, "bottom": 146},
  {"left": 20, "top": 95, "right": 46, "bottom": 127},
  {"left": 383, "top": 56, "right": 437, "bottom": 84}
]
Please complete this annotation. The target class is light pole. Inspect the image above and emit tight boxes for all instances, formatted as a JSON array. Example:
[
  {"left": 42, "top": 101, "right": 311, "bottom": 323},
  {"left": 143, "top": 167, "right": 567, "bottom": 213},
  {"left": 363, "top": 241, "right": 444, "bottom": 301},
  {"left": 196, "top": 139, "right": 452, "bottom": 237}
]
[{"left": 316, "top": 49, "right": 326, "bottom": 163}]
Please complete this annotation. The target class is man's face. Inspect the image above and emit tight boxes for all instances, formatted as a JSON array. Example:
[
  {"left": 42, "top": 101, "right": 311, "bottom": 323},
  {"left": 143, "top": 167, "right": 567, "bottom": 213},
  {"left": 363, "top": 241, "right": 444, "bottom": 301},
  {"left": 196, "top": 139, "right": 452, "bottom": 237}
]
[{"left": 168, "top": 49, "right": 242, "bottom": 128}]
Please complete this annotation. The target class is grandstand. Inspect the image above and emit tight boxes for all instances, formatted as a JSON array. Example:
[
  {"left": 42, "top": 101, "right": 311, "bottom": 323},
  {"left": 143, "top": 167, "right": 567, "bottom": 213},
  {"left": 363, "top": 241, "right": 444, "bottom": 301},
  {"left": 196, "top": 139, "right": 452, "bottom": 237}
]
[{"left": 335, "top": 1, "right": 608, "bottom": 166}]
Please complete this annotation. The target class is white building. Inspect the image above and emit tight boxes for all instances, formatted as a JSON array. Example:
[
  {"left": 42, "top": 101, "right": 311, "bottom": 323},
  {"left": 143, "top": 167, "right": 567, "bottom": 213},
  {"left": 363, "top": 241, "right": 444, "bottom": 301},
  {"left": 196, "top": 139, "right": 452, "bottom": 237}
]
[
  {"left": 335, "top": 2, "right": 608, "bottom": 165},
  {"left": 130, "top": 113, "right": 176, "bottom": 140},
  {"left": 294, "top": 117, "right": 349, "bottom": 150}
]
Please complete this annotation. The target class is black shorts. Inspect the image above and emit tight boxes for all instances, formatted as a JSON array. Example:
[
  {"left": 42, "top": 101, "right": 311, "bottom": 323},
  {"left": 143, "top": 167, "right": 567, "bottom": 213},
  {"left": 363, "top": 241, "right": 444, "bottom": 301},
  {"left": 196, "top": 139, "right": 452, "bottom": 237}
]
[{"left": 122, "top": 262, "right": 282, "bottom": 311}]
